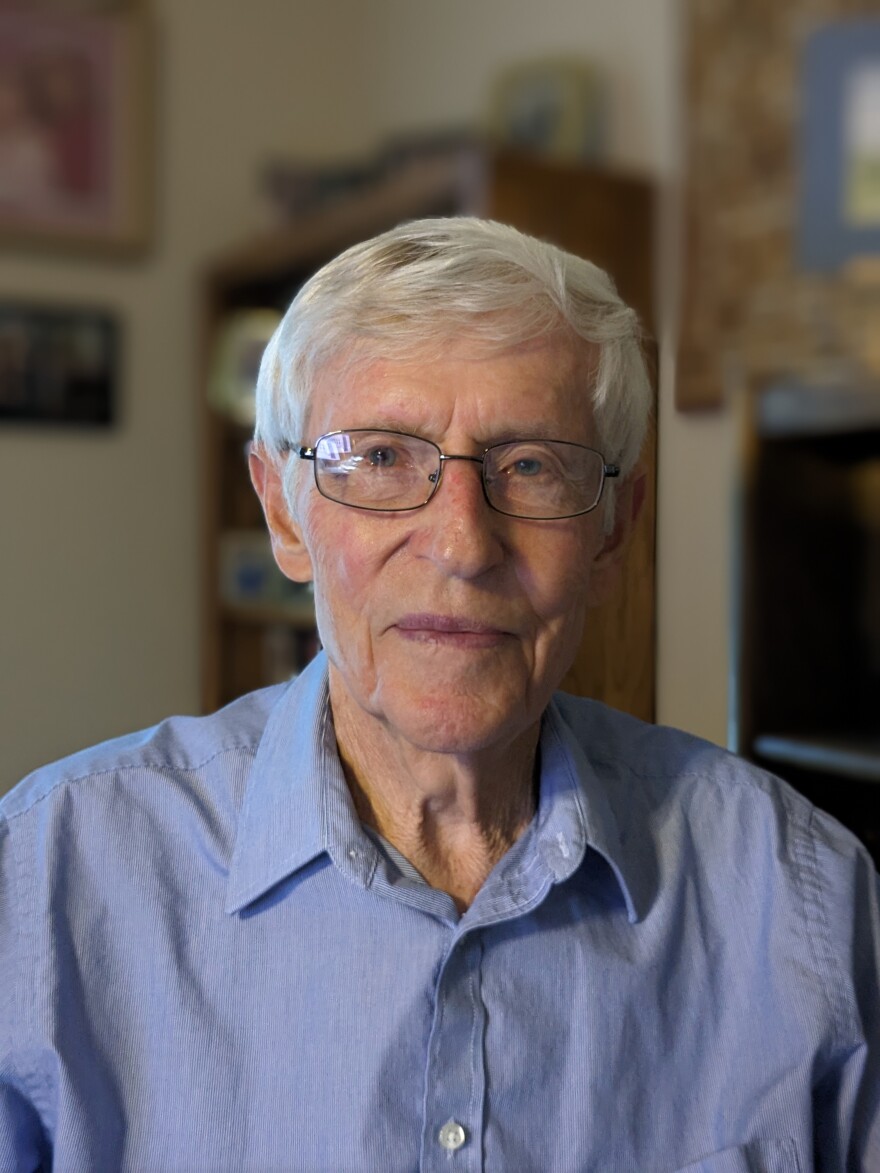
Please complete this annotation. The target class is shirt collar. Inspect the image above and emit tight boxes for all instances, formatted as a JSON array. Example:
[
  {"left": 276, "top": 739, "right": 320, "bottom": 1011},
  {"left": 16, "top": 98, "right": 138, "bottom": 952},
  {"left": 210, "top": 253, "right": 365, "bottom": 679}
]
[
  {"left": 539, "top": 699, "right": 646, "bottom": 923},
  {"left": 226, "top": 653, "right": 644, "bottom": 922},
  {"left": 225, "top": 654, "right": 362, "bottom": 914}
]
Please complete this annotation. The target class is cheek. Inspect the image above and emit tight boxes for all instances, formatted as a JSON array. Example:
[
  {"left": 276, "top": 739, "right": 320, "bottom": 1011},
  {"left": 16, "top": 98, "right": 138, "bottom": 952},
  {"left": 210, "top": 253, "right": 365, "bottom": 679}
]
[
  {"left": 516, "top": 528, "right": 600, "bottom": 621},
  {"left": 307, "top": 544, "right": 369, "bottom": 679},
  {"left": 304, "top": 513, "right": 389, "bottom": 637},
  {"left": 309, "top": 538, "right": 361, "bottom": 616}
]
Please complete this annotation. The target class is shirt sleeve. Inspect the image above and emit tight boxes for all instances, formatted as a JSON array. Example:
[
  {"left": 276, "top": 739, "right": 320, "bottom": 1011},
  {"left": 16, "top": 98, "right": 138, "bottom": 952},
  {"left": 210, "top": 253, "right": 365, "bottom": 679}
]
[
  {"left": 808, "top": 806, "right": 880, "bottom": 1170},
  {"left": 0, "top": 812, "right": 49, "bottom": 1172}
]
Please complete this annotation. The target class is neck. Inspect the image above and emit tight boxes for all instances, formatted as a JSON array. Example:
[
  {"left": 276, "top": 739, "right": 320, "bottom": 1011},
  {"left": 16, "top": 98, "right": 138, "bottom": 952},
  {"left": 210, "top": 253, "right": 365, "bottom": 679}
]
[{"left": 329, "top": 681, "right": 540, "bottom": 913}]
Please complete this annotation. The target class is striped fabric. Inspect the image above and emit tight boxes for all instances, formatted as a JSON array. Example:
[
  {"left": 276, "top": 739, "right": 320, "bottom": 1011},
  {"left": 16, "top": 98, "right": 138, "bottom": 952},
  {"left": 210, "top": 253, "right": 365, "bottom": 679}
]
[{"left": 1, "top": 653, "right": 878, "bottom": 1172}]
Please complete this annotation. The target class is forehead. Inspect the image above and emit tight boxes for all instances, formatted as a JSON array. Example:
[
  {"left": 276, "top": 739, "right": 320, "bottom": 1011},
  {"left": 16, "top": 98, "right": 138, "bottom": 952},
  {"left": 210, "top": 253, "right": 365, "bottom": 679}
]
[{"left": 306, "top": 329, "right": 598, "bottom": 443}]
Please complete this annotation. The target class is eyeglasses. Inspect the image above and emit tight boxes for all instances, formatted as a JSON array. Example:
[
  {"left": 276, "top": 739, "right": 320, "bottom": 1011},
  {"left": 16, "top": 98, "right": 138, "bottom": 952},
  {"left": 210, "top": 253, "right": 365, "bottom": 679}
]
[{"left": 289, "top": 429, "right": 619, "bottom": 520}]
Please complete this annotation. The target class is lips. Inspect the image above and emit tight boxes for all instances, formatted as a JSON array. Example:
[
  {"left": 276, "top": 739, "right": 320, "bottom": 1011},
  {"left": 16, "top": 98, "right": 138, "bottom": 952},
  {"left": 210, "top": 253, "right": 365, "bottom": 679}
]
[
  {"left": 395, "top": 613, "right": 505, "bottom": 633},
  {"left": 393, "top": 613, "right": 510, "bottom": 647}
]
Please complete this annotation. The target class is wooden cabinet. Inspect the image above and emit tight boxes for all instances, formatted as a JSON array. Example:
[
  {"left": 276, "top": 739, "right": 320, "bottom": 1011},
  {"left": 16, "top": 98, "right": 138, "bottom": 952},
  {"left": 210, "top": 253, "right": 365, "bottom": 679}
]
[{"left": 200, "top": 149, "right": 656, "bottom": 720}]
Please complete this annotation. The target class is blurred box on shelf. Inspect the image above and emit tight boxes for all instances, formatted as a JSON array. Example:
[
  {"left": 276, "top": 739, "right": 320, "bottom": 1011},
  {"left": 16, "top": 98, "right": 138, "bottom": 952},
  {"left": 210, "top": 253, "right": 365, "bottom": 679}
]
[
  {"left": 208, "top": 309, "right": 281, "bottom": 427},
  {"left": 219, "top": 529, "right": 312, "bottom": 607},
  {"left": 487, "top": 58, "right": 606, "bottom": 161},
  {"left": 262, "top": 625, "right": 321, "bottom": 685}
]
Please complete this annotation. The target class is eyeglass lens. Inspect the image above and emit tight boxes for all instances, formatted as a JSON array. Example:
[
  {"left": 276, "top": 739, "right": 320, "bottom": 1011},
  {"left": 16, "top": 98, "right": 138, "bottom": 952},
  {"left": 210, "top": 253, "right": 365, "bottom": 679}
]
[{"left": 311, "top": 430, "right": 607, "bottom": 519}]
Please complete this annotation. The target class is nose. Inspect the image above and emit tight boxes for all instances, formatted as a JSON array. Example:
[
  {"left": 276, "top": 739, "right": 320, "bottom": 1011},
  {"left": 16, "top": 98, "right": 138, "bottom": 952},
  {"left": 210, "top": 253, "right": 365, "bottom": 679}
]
[{"left": 414, "top": 456, "right": 505, "bottom": 578}]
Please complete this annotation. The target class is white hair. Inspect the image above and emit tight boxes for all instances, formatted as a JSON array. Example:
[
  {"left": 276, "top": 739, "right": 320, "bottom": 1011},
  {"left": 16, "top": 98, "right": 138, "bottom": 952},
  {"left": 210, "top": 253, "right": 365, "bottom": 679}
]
[{"left": 254, "top": 216, "right": 651, "bottom": 527}]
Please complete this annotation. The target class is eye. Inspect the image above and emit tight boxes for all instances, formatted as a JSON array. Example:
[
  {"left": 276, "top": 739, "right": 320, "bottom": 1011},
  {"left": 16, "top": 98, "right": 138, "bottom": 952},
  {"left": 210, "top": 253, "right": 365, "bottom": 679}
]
[
  {"left": 511, "top": 457, "right": 543, "bottom": 477},
  {"left": 364, "top": 444, "right": 398, "bottom": 469},
  {"left": 493, "top": 445, "right": 556, "bottom": 479}
]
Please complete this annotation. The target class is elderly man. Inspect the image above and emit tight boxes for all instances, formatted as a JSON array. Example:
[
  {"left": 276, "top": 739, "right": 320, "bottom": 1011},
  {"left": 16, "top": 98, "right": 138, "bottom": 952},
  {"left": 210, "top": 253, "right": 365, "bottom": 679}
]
[{"left": 1, "top": 218, "right": 878, "bottom": 1172}]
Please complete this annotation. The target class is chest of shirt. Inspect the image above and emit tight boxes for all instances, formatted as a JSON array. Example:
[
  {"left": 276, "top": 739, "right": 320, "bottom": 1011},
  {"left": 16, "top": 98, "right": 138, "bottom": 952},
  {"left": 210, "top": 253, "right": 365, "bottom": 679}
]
[{"left": 30, "top": 850, "right": 821, "bottom": 1173}]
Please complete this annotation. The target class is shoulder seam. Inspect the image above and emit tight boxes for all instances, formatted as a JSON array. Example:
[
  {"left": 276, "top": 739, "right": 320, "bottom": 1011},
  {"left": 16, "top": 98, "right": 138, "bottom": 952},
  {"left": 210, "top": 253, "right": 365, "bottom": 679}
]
[
  {"left": 3, "top": 742, "right": 259, "bottom": 824},
  {"left": 584, "top": 750, "right": 768, "bottom": 792}
]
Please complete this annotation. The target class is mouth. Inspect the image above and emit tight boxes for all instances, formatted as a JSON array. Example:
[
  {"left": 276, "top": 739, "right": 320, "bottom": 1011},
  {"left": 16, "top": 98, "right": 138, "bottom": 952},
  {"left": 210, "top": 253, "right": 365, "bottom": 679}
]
[{"left": 393, "top": 613, "right": 510, "bottom": 648}]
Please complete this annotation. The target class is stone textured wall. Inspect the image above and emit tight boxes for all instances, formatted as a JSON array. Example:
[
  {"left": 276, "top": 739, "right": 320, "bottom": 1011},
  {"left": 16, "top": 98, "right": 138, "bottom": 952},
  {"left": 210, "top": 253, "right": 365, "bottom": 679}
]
[{"left": 679, "top": 0, "right": 880, "bottom": 409}]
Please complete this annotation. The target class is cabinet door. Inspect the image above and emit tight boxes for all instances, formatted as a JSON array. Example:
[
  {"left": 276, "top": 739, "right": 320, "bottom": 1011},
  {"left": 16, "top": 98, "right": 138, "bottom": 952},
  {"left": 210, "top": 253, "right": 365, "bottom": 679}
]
[{"left": 488, "top": 153, "right": 656, "bottom": 721}]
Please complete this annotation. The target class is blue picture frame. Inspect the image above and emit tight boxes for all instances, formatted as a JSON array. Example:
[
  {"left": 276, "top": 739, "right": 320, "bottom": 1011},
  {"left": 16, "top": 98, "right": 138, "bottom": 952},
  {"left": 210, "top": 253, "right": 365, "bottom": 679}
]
[{"left": 799, "top": 19, "right": 880, "bottom": 271}]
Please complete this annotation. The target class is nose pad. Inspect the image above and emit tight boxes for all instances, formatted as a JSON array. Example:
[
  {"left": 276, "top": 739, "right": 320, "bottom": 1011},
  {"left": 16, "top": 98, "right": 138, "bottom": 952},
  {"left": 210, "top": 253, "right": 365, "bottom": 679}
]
[
  {"left": 427, "top": 457, "right": 491, "bottom": 516},
  {"left": 432, "top": 454, "right": 486, "bottom": 498},
  {"left": 420, "top": 457, "right": 483, "bottom": 509}
]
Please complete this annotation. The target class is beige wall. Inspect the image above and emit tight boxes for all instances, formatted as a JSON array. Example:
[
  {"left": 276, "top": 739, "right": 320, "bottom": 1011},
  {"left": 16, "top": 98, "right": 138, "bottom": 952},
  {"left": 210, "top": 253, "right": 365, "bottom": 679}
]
[
  {"left": 359, "top": 0, "right": 679, "bottom": 175},
  {"left": 0, "top": 0, "right": 372, "bottom": 784},
  {"left": 1, "top": 0, "right": 735, "bottom": 788}
]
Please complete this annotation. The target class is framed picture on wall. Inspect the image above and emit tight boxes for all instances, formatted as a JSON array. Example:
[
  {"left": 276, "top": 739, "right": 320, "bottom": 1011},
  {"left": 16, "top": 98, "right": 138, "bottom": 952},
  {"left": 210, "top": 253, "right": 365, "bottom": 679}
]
[
  {"left": 799, "top": 19, "right": 880, "bottom": 273},
  {"left": 0, "top": 7, "right": 151, "bottom": 253},
  {"left": 488, "top": 58, "right": 606, "bottom": 162},
  {"left": 0, "top": 301, "right": 120, "bottom": 426}
]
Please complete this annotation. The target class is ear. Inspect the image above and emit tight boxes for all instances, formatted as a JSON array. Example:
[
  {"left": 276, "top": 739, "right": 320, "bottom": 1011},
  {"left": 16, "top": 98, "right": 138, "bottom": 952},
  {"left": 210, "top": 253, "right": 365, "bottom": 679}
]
[
  {"left": 248, "top": 446, "right": 314, "bottom": 583},
  {"left": 585, "top": 465, "right": 648, "bottom": 607}
]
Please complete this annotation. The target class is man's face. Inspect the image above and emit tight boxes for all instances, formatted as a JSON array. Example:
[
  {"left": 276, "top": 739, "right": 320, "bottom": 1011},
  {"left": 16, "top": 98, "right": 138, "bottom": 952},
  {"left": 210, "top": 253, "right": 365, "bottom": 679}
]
[{"left": 259, "top": 331, "right": 625, "bottom": 757}]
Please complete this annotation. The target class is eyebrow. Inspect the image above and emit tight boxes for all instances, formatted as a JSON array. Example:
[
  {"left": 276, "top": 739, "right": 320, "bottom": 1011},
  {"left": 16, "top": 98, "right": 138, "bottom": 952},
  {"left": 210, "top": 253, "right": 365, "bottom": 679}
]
[
  {"left": 355, "top": 417, "right": 430, "bottom": 437},
  {"left": 333, "top": 420, "right": 575, "bottom": 447}
]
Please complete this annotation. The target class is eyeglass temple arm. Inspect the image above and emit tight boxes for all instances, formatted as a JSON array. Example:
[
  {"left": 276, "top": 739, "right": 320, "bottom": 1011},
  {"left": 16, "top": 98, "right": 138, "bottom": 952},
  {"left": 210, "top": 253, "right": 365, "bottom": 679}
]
[{"left": 277, "top": 441, "right": 315, "bottom": 459}]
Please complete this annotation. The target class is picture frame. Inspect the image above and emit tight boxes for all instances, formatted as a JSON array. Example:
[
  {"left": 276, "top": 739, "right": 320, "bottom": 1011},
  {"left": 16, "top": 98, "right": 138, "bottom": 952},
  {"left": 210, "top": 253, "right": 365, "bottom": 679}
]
[
  {"left": 799, "top": 19, "right": 880, "bottom": 273},
  {"left": 488, "top": 58, "right": 606, "bottom": 162},
  {"left": 0, "top": 300, "right": 120, "bottom": 426},
  {"left": 208, "top": 308, "right": 282, "bottom": 428},
  {"left": 0, "top": 6, "right": 151, "bottom": 253}
]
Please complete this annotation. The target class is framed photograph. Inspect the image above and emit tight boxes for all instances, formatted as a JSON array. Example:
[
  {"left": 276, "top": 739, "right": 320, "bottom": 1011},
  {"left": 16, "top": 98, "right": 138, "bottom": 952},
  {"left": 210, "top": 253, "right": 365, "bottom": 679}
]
[
  {"left": 799, "top": 19, "right": 880, "bottom": 272},
  {"left": 208, "top": 309, "right": 282, "bottom": 428},
  {"left": 0, "top": 301, "right": 120, "bottom": 426},
  {"left": 488, "top": 58, "right": 606, "bottom": 162},
  {"left": 0, "top": 7, "right": 151, "bottom": 252}
]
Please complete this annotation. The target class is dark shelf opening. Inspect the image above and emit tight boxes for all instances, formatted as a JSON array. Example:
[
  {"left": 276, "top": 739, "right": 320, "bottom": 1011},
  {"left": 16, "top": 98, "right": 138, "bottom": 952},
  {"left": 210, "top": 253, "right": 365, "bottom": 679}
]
[{"left": 737, "top": 387, "right": 880, "bottom": 866}]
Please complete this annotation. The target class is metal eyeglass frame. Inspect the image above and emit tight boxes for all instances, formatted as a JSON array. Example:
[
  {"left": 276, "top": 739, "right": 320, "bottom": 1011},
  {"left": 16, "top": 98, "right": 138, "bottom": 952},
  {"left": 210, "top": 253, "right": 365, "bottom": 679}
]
[{"left": 285, "top": 429, "right": 621, "bottom": 520}]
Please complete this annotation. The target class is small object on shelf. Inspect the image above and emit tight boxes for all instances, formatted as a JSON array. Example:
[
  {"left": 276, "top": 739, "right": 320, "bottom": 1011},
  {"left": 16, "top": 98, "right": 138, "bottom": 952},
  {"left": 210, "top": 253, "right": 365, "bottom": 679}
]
[
  {"left": 258, "top": 134, "right": 483, "bottom": 229},
  {"left": 259, "top": 158, "right": 380, "bottom": 226},
  {"left": 375, "top": 129, "right": 484, "bottom": 174},
  {"left": 219, "top": 529, "right": 313, "bottom": 609},
  {"left": 487, "top": 58, "right": 606, "bottom": 161},
  {"left": 219, "top": 530, "right": 275, "bottom": 606},
  {"left": 208, "top": 308, "right": 280, "bottom": 427},
  {"left": 262, "top": 624, "right": 320, "bottom": 686}
]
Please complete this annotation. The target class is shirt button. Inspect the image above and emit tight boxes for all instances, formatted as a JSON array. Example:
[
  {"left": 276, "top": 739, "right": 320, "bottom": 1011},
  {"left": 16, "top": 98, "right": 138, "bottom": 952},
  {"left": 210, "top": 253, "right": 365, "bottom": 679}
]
[{"left": 438, "top": 1119, "right": 467, "bottom": 1151}]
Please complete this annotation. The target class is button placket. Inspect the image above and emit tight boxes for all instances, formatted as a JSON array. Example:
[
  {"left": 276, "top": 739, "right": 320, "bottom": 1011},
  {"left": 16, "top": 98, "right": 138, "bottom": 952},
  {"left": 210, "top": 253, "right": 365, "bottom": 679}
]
[{"left": 420, "top": 934, "right": 485, "bottom": 1171}]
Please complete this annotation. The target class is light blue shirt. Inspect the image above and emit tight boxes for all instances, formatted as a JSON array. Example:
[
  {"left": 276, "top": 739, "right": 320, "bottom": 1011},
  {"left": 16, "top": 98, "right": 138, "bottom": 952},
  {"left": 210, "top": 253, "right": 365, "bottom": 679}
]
[{"left": 2, "top": 652, "right": 879, "bottom": 1172}]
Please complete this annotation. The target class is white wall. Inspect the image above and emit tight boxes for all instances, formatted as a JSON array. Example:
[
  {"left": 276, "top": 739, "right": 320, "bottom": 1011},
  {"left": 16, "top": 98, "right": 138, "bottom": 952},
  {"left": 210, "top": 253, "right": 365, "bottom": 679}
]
[{"left": 1, "top": 0, "right": 736, "bottom": 788}]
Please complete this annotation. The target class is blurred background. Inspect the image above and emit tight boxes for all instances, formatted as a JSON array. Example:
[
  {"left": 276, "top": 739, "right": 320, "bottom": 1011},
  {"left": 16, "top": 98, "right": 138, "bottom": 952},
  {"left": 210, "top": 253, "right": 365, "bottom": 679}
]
[{"left": 1, "top": 0, "right": 878, "bottom": 856}]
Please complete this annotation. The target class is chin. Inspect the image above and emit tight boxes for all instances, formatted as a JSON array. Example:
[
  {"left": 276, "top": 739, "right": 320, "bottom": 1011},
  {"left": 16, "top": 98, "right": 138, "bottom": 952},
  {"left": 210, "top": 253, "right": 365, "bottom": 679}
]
[{"left": 385, "top": 687, "right": 534, "bottom": 756}]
